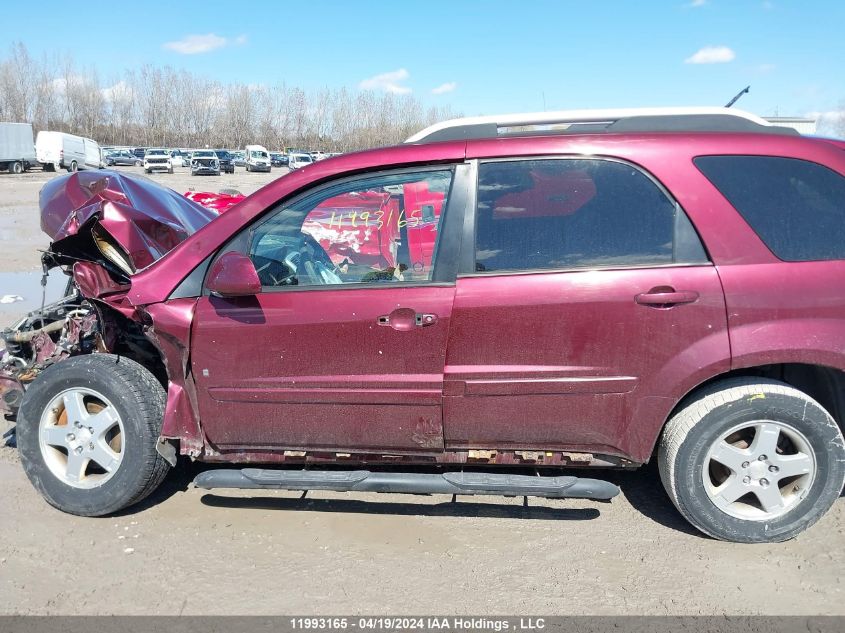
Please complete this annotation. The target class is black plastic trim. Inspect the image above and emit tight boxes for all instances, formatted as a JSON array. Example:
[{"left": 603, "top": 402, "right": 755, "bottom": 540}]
[{"left": 194, "top": 468, "right": 620, "bottom": 500}]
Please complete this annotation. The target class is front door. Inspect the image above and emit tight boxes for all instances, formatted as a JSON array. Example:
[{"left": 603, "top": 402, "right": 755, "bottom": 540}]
[
  {"left": 191, "top": 167, "right": 462, "bottom": 453},
  {"left": 443, "top": 157, "right": 730, "bottom": 461}
]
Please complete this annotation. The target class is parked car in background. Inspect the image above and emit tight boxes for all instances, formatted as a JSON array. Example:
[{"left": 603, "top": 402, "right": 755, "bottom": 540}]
[
  {"left": 143, "top": 148, "right": 174, "bottom": 174},
  {"left": 184, "top": 189, "right": 245, "bottom": 212},
  {"left": 270, "top": 152, "right": 288, "bottom": 167},
  {"left": 190, "top": 150, "right": 220, "bottom": 176},
  {"left": 244, "top": 144, "right": 271, "bottom": 172},
  {"left": 131, "top": 148, "right": 146, "bottom": 160},
  {"left": 104, "top": 149, "right": 141, "bottom": 167},
  {"left": 6, "top": 107, "right": 845, "bottom": 544},
  {"left": 232, "top": 151, "right": 246, "bottom": 167},
  {"left": 0, "top": 122, "right": 37, "bottom": 174},
  {"left": 36, "top": 131, "right": 102, "bottom": 172},
  {"left": 170, "top": 150, "right": 188, "bottom": 168},
  {"left": 288, "top": 152, "right": 313, "bottom": 170},
  {"left": 215, "top": 150, "right": 236, "bottom": 174}
]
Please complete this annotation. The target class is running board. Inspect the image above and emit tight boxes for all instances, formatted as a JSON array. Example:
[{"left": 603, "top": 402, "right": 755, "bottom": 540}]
[{"left": 194, "top": 469, "right": 620, "bottom": 501}]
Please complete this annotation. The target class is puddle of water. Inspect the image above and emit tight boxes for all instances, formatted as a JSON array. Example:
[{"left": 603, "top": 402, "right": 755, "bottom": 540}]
[{"left": 0, "top": 269, "right": 72, "bottom": 314}]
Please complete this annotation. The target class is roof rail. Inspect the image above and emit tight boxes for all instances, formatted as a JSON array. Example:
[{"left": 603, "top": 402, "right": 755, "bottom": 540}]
[{"left": 405, "top": 107, "right": 799, "bottom": 143}]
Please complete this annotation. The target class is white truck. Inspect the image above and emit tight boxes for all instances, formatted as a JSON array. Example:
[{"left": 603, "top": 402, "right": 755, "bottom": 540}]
[
  {"left": 36, "top": 131, "right": 102, "bottom": 172},
  {"left": 0, "top": 122, "right": 37, "bottom": 174}
]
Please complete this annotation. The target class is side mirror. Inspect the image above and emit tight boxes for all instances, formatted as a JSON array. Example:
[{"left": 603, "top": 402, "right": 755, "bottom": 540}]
[{"left": 206, "top": 251, "right": 261, "bottom": 298}]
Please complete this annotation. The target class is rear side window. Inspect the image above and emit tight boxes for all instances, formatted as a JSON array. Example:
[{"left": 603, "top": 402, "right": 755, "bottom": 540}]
[
  {"left": 695, "top": 156, "right": 845, "bottom": 261},
  {"left": 474, "top": 159, "right": 705, "bottom": 273}
]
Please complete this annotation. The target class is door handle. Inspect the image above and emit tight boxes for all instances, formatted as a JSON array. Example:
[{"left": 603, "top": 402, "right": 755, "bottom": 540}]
[
  {"left": 635, "top": 289, "right": 699, "bottom": 308},
  {"left": 378, "top": 308, "right": 438, "bottom": 331}
]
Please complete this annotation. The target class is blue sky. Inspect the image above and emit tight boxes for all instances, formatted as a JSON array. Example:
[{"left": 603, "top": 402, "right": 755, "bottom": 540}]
[{"left": 4, "top": 0, "right": 844, "bottom": 128}]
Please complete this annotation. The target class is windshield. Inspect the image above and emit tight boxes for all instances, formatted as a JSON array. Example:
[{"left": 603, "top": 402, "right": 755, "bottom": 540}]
[
  {"left": 146, "top": 149, "right": 167, "bottom": 156},
  {"left": 193, "top": 151, "right": 215, "bottom": 158},
  {"left": 250, "top": 151, "right": 268, "bottom": 159},
  {"left": 215, "top": 151, "right": 230, "bottom": 159},
  {"left": 294, "top": 155, "right": 312, "bottom": 163}
]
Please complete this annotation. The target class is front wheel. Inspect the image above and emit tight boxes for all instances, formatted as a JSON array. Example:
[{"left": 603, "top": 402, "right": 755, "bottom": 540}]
[
  {"left": 68, "top": 160, "right": 78, "bottom": 172},
  {"left": 659, "top": 378, "right": 845, "bottom": 542},
  {"left": 17, "top": 354, "right": 171, "bottom": 516}
]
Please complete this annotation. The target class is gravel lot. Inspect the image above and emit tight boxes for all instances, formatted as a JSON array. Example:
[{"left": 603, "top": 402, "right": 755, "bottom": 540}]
[{"left": 0, "top": 166, "right": 843, "bottom": 615}]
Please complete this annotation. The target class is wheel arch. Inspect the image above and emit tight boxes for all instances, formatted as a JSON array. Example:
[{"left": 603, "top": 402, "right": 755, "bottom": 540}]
[{"left": 650, "top": 361, "right": 845, "bottom": 459}]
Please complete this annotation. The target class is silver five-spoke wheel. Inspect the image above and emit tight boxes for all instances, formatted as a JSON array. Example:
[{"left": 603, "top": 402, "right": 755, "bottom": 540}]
[
  {"left": 703, "top": 420, "right": 815, "bottom": 520},
  {"left": 38, "top": 388, "right": 125, "bottom": 489}
]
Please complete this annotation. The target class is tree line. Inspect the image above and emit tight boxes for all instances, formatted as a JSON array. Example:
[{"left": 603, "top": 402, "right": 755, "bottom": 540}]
[{"left": 0, "top": 42, "right": 459, "bottom": 151}]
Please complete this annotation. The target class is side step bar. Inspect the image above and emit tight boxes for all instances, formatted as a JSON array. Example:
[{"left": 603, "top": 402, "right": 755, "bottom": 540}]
[{"left": 194, "top": 469, "right": 620, "bottom": 501}]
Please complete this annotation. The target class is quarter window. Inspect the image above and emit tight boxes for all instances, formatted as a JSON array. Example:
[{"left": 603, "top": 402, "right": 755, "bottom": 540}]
[
  {"left": 695, "top": 156, "right": 845, "bottom": 262},
  {"left": 249, "top": 170, "right": 453, "bottom": 287},
  {"left": 474, "top": 159, "right": 693, "bottom": 273}
]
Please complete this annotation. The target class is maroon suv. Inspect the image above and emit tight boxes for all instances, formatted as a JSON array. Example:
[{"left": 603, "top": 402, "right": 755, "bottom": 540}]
[{"left": 3, "top": 107, "right": 845, "bottom": 543}]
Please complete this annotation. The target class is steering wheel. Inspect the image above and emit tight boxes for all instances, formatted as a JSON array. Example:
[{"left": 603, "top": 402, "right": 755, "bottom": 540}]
[{"left": 288, "top": 234, "right": 343, "bottom": 285}]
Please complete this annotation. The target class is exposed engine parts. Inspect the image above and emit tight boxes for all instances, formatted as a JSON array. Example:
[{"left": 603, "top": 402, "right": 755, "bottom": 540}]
[{"left": 0, "top": 276, "right": 99, "bottom": 419}]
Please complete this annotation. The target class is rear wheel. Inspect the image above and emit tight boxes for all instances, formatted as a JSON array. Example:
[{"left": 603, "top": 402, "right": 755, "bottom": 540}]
[
  {"left": 17, "top": 354, "right": 171, "bottom": 516},
  {"left": 68, "top": 160, "right": 78, "bottom": 173},
  {"left": 11, "top": 161, "right": 23, "bottom": 174},
  {"left": 134, "top": 160, "right": 141, "bottom": 167},
  {"left": 659, "top": 378, "right": 845, "bottom": 542}
]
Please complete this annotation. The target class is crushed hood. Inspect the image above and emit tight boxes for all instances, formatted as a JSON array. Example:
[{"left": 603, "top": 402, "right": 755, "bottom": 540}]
[{"left": 40, "top": 170, "right": 217, "bottom": 274}]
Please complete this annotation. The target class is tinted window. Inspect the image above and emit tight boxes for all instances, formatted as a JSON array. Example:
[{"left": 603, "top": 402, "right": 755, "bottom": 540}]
[
  {"left": 695, "top": 156, "right": 845, "bottom": 261},
  {"left": 474, "top": 159, "right": 681, "bottom": 272},
  {"left": 249, "top": 170, "right": 453, "bottom": 288}
]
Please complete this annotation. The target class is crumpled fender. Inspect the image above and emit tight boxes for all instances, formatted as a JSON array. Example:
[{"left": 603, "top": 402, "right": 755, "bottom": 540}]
[{"left": 139, "top": 299, "right": 205, "bottom": 457}]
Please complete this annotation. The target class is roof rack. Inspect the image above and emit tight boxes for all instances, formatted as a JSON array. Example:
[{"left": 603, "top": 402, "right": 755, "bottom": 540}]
[{"left": 405, "top": 107, "right": 799, "bottom": 143}]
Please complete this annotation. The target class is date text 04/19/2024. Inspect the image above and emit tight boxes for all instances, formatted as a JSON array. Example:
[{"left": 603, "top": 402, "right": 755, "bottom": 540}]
[{"left": 289, "top": 618, "right": 546, "bottom": 631}]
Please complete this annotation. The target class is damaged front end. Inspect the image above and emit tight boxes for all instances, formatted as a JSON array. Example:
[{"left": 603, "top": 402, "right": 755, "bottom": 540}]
[
  {"left": 1, "top": 280, "right": 99, "bottom": 419},
  {"left": 1, "top": 170, "right": 215, "bottom": 447}
]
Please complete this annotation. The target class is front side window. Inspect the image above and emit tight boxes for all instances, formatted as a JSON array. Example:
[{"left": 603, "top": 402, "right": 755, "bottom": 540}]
[
  {"left": 474, "top": 159, "right": 686, "bottom": 273},
  {"left": 249, "top": 169, "right": 453, "bottom": 288},
  {"left": 695, "top": 155, "right": 845, "bottom": 261}
]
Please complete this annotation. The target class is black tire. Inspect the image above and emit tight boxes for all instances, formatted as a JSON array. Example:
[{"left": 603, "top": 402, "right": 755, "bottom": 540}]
[
  {"left": 17, "top": 354, "right": 170, "bottom": 517},
  {"left": 168, "top": 166, "right": 174, "bottom": 174},
  {"left": 658, "top": 378, "right": 845, "bottom": 543},
  {"left": 144, "top": 169, "right": 151, "bottom": 174},
  {"left": 11, "top": 161, "right": 23, "bottom": 174},
  {"left": 135, "top": 160, "right": 141, "bottom": 167},
  {"left": 68, "top": 160, "right": 78, "bottom": 173}
]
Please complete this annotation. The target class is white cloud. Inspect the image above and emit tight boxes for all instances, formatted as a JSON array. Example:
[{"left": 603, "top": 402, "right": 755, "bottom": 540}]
[
  {"left": 688, "top": 0, "right": 707, "bottom": 7},
  {"left": 101, "top": 80, "right": 132, "bottom": 102},
  {"left": 431, "top": 82, "right": 457, "bottom": 95},
  {"left": 359, "top": 68, "right": 412, "bottom": 95},
  {"left": 234, "top": 34, "right": 248, "bottom": 46},
  {"left": 685, "top": 46, "right": 736, "bottom": 64},
  {"left": 163, "top": 33, "right": 229, "bottom": 55},
  {"left": 808, "top": 110, "right": 845, "bottom": 134}
]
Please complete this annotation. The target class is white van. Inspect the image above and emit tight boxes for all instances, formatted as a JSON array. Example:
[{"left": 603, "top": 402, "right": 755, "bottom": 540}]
[
  {"left": 36, "top": 131, "right": 102, "bottom": 172},
  {"left": 244, "top": 144, "right": 271, "bottom": 172}
]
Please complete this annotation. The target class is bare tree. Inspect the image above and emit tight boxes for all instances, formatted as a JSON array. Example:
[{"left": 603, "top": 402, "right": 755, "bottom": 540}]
[{"left": 0, "top": 41, "right": 461, "bottom": 151}]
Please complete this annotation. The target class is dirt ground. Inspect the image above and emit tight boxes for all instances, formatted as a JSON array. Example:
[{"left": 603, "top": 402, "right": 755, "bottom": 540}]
[{"left": 0, "top": 166, "right": 843, "bottom": 616}]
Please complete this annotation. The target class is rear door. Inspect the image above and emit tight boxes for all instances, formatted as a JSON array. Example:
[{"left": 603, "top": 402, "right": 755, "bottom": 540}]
[
  {"left": 443, "top": 157, "right": 730, "bottom": 461},
  {"left": 190, "top": 165, "right": 469, "bottom": 453}
]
